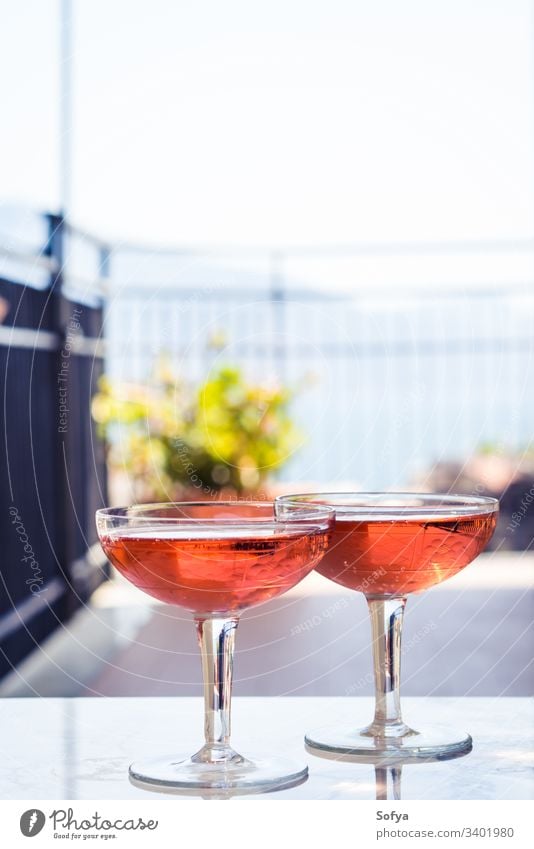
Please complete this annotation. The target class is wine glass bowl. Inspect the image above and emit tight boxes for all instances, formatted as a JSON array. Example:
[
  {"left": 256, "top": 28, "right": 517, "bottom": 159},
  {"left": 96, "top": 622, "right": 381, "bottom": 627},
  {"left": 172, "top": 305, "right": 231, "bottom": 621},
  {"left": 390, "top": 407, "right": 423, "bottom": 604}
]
[
  {"left": 97, "top": 502, "right": 330, "bottom": 614},
  {"left": 96, "top": 501, "right": 333, "bottom": 792},
  {"left": 275, "top": 492, "right": 498, "bottom": 761},
  {"left": 279, "top": 493, "right": 498, "bottom": 596}
]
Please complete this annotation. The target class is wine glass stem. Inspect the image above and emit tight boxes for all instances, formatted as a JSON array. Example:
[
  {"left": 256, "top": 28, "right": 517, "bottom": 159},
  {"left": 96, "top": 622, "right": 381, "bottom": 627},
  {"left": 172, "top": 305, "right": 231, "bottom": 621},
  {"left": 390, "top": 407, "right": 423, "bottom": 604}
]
[
  {"left": 195, "top": 616, "right": 239, "bottom": 756},
  {"left": 367, "top": 596, "right": 407, "bottom": 732}
]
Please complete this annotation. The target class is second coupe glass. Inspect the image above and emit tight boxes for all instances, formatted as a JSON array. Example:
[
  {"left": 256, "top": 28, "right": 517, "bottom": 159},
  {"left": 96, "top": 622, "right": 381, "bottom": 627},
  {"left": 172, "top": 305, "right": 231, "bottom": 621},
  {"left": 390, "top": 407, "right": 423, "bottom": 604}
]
[{"left": 276, "top": 492, "right": 498, "bottom": 761}]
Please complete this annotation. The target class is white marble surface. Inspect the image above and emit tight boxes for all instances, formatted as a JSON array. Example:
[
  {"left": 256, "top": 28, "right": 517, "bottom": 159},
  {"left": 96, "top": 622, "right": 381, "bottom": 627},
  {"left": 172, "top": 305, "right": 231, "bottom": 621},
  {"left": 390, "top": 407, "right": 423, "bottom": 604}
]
[{"left": 0, "top": 697, "right": 532, "bottom": 800}]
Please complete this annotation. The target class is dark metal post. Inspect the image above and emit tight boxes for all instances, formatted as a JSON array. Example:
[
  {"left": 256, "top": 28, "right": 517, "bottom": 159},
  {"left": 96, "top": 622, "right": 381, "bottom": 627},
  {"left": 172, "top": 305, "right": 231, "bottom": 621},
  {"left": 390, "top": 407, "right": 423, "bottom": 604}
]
[{"left": 46, "top": 213, "right": 77, "bottom": 614}]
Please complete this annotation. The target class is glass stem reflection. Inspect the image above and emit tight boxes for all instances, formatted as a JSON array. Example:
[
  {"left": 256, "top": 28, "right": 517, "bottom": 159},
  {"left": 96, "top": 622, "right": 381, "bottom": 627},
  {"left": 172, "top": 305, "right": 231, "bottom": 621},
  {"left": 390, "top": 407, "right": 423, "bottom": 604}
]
[
  {"left": 375, "top": 765, "right": 403, "bottom": 800},
  {"left": 365, "top": 596, "right": 414, "bottom": 738},
  {"left": 193, "top": 616, "right": 244, "bottom": 764}
]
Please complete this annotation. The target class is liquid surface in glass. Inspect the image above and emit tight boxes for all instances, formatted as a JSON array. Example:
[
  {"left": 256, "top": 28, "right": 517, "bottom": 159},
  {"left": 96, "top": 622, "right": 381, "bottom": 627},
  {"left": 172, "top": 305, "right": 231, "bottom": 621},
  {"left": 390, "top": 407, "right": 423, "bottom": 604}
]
[
  {"left": 317, "top": 512, "right": 497, "bottom": 595},
  {"left": 101, "top": 524, "right": 330, "bottom": 613}
]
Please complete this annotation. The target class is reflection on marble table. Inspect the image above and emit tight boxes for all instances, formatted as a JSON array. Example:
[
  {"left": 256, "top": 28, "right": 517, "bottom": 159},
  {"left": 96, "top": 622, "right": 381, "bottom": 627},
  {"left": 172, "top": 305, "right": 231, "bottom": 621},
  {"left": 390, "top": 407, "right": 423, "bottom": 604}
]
[{"left": 0, "top": 697, "right": 532, "bottom": 800}]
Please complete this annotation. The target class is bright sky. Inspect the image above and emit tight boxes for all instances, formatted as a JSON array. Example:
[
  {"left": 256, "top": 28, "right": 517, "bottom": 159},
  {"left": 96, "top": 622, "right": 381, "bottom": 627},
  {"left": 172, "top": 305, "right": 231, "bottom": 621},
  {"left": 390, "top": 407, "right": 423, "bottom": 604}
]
[{"left": 0, "top": 0, "right": 533, "bottom": 254}]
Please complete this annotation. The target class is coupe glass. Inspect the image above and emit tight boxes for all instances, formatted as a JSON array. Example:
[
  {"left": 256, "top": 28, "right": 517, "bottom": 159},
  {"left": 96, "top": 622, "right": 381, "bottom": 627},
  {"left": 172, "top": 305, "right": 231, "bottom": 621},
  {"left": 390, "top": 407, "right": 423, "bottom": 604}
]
[
  {"left": 96, "top": 501, "right": 333, "bottom": 791},
  {"left": 275, "top": 492, "right": 498, "bottom": 761}
]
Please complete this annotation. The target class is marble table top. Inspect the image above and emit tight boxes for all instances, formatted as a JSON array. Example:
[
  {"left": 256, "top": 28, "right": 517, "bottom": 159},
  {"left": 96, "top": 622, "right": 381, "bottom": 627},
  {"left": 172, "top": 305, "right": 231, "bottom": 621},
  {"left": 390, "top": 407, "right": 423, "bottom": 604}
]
[{"left": 1, "top": 697, "right": 532, "bottom": 800}]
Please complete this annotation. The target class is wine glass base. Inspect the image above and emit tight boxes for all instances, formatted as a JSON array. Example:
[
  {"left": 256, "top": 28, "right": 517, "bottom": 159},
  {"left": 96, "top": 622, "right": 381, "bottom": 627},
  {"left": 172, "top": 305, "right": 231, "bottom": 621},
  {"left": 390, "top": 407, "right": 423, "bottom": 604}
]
[
  {"left": 305, "top": 724, "right": 473, "bottom": 763},
  {"left": 129, "top": 754, "right": 308, "bottom": 794}
]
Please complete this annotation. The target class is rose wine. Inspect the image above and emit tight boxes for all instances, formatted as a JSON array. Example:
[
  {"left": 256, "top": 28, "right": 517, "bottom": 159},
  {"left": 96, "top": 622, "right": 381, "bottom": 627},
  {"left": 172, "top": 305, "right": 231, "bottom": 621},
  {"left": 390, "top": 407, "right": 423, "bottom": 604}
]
[
  {"left": 316, "top": 512, "right": 497, "bottom": 595},
  {"left": 101, "top": 524, "right": 329, "bottom": 613}
]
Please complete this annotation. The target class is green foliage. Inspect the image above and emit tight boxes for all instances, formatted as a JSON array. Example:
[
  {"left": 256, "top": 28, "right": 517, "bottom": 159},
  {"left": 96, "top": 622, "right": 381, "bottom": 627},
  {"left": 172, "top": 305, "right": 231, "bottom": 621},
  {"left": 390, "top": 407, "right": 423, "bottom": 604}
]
[
  {"left": 477, "top": 441, "right": 534, "bottom": 458},
  {"left": 92, "top": 362, "right": 302, "bottom": 498}
]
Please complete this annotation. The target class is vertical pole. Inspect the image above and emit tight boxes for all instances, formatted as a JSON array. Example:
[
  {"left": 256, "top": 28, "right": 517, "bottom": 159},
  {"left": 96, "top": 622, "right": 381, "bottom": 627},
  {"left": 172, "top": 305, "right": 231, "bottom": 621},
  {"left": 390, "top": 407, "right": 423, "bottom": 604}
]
[
  {"left": 46, "top": 213, "right": 76, "bottom": 614},
  {"left": 270, "top": 250, "right": 286, "bottom": 380},
  {"left": 59, "top": 0, "right": 73, "bottom": 218},
  {"left": 96, "top": 244, "right": 110, "bottom": 514}
]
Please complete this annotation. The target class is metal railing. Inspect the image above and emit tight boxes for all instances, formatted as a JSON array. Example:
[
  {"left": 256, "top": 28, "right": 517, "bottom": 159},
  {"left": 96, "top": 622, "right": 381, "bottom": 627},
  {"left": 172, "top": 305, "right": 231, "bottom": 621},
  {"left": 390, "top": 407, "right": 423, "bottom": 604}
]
[
  {"left": 106, "top": 281, "right": 534, "bottom": 488},
  {"left": 0, "top": 213, "right": 108, "bottom": 677}
]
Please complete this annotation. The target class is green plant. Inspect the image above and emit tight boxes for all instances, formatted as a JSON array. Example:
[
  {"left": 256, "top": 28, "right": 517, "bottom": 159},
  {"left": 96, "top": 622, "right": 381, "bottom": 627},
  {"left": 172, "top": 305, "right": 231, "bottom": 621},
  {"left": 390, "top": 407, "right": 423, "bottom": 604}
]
[{"left": 92, "top": 362, "right": 303, "bottom": 499}]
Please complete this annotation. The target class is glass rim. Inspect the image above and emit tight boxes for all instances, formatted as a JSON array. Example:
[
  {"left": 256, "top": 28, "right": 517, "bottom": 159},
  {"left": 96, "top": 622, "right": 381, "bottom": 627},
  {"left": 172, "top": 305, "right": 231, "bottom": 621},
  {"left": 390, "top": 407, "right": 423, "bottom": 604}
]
[
  {"left": 275, "top": 491, "right": 499, "bottom": 518},
  {"left": 96, "top": 500, "right": 335, "bottom": 524}
]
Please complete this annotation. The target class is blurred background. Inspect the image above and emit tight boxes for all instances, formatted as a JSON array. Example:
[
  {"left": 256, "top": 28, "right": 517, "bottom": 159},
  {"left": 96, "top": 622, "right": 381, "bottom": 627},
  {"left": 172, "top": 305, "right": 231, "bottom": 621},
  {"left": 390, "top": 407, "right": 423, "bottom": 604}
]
[{"left": 0, "top": 0, "right": 532, "bottom": 700}]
